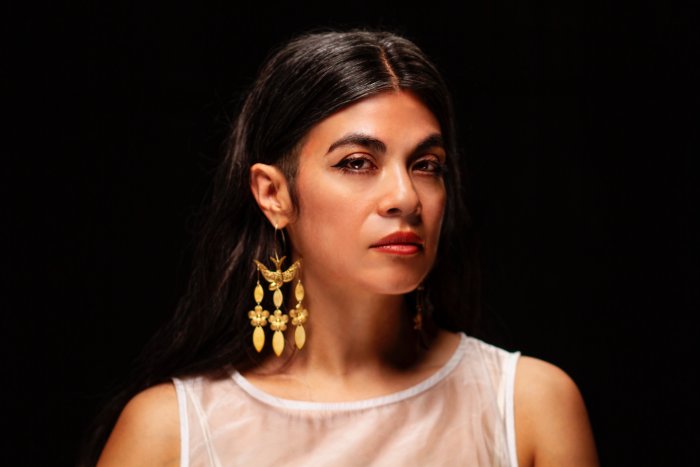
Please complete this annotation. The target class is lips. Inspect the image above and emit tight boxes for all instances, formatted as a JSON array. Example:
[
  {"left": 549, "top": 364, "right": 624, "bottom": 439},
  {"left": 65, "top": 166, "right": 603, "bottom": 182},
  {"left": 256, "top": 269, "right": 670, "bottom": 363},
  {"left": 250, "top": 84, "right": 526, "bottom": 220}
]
[{"left": 370, "top": 231, "right": 424, "bottom": 255}]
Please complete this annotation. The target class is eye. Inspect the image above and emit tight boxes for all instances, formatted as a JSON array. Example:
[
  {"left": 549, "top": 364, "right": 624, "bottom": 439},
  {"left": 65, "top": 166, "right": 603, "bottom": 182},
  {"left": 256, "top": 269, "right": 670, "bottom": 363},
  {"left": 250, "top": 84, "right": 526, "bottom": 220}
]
[
  {"left": 412, "top": 157, "right": 445, "bottom": 176},
  {"left": 332, "top": 155, "right": 377, "bottom": 173}
]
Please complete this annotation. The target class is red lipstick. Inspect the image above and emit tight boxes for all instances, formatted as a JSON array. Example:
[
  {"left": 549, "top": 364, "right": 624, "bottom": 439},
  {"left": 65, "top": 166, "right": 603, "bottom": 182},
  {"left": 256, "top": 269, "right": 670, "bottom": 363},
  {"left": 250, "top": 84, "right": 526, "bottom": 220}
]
[{"left": 370, "top": 231, "right": 424, "bottom": 255}]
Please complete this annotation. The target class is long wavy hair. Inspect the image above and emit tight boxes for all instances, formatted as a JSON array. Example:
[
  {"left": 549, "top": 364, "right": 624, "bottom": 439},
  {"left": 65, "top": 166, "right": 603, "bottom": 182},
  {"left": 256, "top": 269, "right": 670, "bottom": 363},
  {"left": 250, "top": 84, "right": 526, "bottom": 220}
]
[{"left": 80, "top": 29, "right": 479, "bottom": 465}]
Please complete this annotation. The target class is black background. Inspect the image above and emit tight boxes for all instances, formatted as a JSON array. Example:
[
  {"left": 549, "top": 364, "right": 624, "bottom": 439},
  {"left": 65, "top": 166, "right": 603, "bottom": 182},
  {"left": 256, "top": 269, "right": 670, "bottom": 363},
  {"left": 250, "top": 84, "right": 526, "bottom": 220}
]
[{"left": 5, "top": 1, "right": 697, "bottom": 465}]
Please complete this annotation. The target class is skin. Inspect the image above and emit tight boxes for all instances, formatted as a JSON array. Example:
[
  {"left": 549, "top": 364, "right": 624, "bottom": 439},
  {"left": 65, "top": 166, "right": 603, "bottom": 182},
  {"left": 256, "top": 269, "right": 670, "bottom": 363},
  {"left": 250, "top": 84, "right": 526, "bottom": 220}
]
[
  {"left": 97, "top": 90, "right": 598, "bottom": 466},
  {"left": 283, "top": 89, "right": 446, "bottom": 299},
  {"left": 246, "top": 90, "right": 451, "bottom": 395}
]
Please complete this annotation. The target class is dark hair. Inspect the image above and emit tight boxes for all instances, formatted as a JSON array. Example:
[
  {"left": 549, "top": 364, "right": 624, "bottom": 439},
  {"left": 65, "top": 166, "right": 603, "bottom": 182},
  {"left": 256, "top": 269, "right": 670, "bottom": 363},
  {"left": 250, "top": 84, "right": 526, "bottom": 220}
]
[{"left": 80, "top": 29, "right": 478, "bottom": 465}]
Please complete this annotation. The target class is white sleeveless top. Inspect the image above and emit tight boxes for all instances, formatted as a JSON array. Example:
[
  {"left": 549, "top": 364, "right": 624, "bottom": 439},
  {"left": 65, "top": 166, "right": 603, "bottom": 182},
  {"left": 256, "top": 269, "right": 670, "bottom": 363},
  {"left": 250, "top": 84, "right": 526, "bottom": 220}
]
[{"left": 173, "top": 334, "right": 520, "bottom": 467}]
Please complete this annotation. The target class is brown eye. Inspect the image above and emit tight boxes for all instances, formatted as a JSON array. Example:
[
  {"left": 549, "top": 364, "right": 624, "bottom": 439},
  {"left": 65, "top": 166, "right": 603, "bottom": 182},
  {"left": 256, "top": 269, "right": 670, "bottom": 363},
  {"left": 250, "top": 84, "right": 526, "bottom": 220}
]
[
  {"left": 332, "top": 155, "right": 377, "bottom": 173},
  {"left": 412, "top": 158, "right": 445, "bottom": 175},
  {"left": 348, "top": 159, "right": 369, "bottom": 170}
]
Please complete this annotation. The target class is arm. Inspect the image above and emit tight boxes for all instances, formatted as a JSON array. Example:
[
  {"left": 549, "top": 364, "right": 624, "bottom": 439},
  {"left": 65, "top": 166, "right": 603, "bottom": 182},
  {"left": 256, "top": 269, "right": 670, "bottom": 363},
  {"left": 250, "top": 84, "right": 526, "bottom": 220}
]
[
  {"left": 97, "top": 383, "right": 180, "bottom": 467},
  {"left": 514, "top": 357, "right": 599, "bottom": 467}
]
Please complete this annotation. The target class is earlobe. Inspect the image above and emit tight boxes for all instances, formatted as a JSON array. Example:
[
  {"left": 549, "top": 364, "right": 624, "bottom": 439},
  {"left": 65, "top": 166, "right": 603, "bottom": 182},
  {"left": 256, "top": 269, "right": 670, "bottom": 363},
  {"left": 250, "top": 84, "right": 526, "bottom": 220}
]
[{"left": 250, "top": 163, "right": 293, "bottom": 227}]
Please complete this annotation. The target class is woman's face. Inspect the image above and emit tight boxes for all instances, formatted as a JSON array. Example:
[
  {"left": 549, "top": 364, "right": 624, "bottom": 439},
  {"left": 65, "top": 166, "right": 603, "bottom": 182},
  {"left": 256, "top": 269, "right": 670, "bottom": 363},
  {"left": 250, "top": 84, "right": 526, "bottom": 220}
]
[{"left": 287, "top": 90, "right": 447, "bottom": 296}]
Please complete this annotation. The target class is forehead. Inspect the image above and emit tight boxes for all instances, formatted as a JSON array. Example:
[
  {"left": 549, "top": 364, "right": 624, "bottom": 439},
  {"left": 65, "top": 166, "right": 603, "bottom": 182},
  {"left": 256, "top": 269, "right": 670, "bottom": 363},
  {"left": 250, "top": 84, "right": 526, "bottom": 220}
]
[{"left": 300, "top": 90, "right": 442, "bottom": 156}]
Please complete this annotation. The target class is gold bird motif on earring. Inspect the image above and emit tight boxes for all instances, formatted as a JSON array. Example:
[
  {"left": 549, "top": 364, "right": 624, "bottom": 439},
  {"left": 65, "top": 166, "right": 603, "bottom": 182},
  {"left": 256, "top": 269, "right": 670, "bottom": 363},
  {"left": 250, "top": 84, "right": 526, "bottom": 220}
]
[{"left": 253, "top": 255, "right": 300, "bottom": 292}]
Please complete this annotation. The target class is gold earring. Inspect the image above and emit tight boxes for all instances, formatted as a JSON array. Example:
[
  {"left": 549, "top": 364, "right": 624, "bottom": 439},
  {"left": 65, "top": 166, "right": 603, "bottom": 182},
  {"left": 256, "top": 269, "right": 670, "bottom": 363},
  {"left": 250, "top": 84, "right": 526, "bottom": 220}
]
[
  {"left": 248, "top": 278, "right": 270, "bottom": 352},
  {"left": 289, "top": 277, "right": 308, "bottom": 350},
  {"left": 414, "top": 284, "right": 425, "bottom": 331},
  {"left": 252, "top": 224, "right": 301, "bottom": 356}
]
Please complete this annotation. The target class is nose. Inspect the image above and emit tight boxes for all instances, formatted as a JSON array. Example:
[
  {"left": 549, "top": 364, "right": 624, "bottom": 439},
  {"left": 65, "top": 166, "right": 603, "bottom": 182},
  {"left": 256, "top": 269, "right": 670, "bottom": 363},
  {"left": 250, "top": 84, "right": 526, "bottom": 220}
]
[{"left": 378, "top": 164, "right": 421, "bottom": 220}]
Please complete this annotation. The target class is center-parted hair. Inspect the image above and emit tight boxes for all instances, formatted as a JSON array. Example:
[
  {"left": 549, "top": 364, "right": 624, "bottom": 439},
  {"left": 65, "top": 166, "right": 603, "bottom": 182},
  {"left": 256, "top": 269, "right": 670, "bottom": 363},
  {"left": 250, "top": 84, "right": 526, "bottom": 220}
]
[{"left": 81, "top": 29, "right": 478, "bottom": 465}]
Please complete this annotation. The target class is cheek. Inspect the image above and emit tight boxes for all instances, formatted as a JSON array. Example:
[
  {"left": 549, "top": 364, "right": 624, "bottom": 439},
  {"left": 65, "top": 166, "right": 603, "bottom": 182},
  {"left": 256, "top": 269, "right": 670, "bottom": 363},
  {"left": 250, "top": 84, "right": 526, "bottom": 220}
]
[
  {"left": 421, "top": 184, "right": 447, "bottom": 225},
  {"left": 421, "top": 185, "right": 447, "bottom": 254},
  {"left": 292, "top": 177, "right": 355, "bottom": 252}
]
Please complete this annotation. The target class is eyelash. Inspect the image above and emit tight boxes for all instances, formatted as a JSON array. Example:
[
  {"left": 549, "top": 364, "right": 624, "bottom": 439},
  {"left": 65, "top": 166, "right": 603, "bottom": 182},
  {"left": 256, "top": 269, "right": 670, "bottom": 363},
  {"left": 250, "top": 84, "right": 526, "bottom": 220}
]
[
  {"left": 332, "top": 155, "right": 446, "bottom": 176},
  {"left": 413, "top": 159, "right": 446, "bottom": 175},
  {"left": 332, "top": 155, "right": 376, "bottom": 173}
]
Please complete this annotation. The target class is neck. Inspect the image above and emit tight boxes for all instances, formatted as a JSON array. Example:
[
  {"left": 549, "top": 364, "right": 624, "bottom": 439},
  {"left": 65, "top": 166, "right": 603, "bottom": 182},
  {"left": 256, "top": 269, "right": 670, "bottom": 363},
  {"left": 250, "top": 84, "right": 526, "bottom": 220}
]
[
  {"left": 302, "top": 289, "right": 421, "bottom": 374},
  {"left": 261, "top": 272, "right": 427, "bottom": 378}
]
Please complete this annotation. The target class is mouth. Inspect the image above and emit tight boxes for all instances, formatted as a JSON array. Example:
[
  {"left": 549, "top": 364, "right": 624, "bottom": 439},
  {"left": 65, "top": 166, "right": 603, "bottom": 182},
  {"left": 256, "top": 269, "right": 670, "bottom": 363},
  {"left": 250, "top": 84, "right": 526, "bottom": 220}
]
[{"left": 369, "top": 231, "right": 425, "bottom": 255}]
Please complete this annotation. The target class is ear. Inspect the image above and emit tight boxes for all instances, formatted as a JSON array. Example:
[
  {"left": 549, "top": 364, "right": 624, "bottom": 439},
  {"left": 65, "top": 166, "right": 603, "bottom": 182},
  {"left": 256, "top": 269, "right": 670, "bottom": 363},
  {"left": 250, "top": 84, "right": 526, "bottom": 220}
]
[{"left": 250, "top": 163, "right": 294, "bottom": 228}]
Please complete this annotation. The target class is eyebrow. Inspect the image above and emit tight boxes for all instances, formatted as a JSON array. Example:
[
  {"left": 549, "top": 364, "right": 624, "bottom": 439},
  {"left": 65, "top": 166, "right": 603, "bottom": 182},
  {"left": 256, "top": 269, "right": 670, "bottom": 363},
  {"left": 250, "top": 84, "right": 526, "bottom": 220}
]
[
  {"left": 412, "top": 134, "right": 445, "bottom": 158},
  {"left": 326, "top": 133, "right": 386, "bottom": 155},
  {"left": 326, "top": 132, "right": 444, "bottom": 157}
]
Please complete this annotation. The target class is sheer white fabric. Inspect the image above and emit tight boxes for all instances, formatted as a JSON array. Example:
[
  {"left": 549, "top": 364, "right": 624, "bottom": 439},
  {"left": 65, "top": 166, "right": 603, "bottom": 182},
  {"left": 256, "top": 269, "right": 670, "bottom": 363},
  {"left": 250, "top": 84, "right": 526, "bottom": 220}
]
[{"left": 173, "top": 334, "right": 520, "bottom": 467}]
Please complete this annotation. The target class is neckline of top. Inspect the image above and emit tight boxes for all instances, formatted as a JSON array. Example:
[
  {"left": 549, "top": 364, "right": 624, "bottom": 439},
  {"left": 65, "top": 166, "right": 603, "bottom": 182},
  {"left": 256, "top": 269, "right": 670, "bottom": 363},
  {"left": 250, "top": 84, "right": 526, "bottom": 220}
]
[{"left": 230, "top": 333, "right": 469, "bottom": 412}]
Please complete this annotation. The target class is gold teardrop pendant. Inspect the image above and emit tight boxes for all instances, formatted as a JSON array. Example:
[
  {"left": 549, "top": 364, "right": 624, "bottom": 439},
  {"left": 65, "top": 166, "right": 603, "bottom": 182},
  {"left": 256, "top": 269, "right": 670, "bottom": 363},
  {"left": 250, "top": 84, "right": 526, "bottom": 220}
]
[
  {"left": 294, "top": 325, "right": 306, "bottom": 350},
  {"left": 254, "top": 282, "right": 264, "bottom": 304},
  {"left": 272, "top": 330, "right": 285, "bottom": 356},
  {"left": 252, "top": 326, "right": 265, "bottom": 352},
  {"left": 295, "top": 281, "right": 304, "bottom": 302},
  {"left": 273, "top": 288, "right": 283, "bottom": 309}
]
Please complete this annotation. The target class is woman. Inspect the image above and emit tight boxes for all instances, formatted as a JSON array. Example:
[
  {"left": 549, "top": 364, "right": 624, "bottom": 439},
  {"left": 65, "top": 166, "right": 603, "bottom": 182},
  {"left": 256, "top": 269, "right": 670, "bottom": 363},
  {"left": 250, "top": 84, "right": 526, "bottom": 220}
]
[{"left": 92, "top": 30, "right": 598, "bottom": 466}]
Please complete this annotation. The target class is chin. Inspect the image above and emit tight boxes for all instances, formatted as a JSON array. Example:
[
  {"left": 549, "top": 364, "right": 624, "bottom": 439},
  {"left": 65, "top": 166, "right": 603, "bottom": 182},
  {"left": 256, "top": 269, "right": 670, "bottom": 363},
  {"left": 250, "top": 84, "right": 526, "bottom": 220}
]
[{"left": 361, "top": 272, "right": 426, "bottom": 296}]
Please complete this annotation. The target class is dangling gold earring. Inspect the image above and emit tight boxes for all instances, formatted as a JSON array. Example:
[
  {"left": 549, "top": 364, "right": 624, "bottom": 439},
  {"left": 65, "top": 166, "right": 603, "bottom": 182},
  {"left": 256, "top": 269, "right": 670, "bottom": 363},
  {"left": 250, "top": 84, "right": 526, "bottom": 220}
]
[
  {"left": 413, "top": 283, "right": 432, "bottom": 349},
  {"left": 414, "top": 284, "right": 425, "bottom": 331},
  {"left": 252, "top": 223, "right": 301, "bottom": 356},
  {"left": 248, "top": 277, "right": 270, "bottom": 352},
  {"left": 289, "top": 276, "right": 308, "bottom": 350}
]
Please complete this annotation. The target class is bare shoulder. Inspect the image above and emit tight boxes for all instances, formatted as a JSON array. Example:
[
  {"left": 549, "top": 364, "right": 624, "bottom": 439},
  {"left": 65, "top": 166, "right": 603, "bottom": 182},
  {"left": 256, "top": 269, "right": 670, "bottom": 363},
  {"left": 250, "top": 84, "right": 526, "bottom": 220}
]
[
  {"left": 514, "top": 356, "right": 599, "bottom": 467},
  {"left": 97, "top": 383, "right": 180, "bottom": 467}
]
